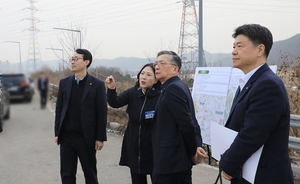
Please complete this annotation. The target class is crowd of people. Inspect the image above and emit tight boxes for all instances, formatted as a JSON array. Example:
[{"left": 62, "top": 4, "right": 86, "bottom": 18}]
[{"left": 53, "top": 24, "right": 294, "bottom": 184}]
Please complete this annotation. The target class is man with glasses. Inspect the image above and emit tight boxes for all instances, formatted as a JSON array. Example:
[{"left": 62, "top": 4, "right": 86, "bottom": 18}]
[
  {"left": 151, "top": 50, "right": 208, "bottom": 184},
  {"left": 54, "top": 49, "right": 107, "bottom": 184}
]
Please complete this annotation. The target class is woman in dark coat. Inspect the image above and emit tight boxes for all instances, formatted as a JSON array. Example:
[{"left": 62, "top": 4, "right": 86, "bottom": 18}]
[{"left": 105, "top": 63, "right": 161, "bottom": 184}]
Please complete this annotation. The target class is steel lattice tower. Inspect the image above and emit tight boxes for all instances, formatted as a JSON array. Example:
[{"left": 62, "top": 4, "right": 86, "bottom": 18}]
[
  {"left": 25, "top": 0, "right": 41, "bottom": 72},
  {"left": 178, "top": 0, "right": 206, "bottom": 77}
]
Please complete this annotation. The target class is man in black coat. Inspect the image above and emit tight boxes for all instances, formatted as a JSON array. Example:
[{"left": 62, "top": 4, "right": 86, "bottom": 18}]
[
  {"left": 219, "top": 24, "right": 294, "bottom": 184},
  {"left": 54, "top": 49, "right": 107, "bottom": 184},
  {"left": 37, "top": 72, "right": 48, "bottom": 109},
  {"left": 152, "top": 50, "right": 208, "bottom": 184}
]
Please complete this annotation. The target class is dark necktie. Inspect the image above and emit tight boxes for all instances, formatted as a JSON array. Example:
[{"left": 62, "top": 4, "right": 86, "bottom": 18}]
[
  {"left": 75, "top": 78, "right": 80, "bottom": 85},
  {"left": 233, "top": 86, "right": 241, "bottom": 103}
]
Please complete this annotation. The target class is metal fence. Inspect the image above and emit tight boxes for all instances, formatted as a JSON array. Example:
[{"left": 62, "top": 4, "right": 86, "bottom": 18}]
[
  {"left": 49, "top": 83, "right": 59, "bottom": 102},
  {"left": 289, "top": 115, "right": 300, "bottom": 150},
  {"left": 48, "top": 83, "right": 300, "bottom": 150}
]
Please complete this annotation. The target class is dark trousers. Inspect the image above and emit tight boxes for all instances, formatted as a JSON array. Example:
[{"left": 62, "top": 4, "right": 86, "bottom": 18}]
[
  {"left": 40, "top": 90, "right": 47, "bottom": 108},
  {"left": 60, "top": 134, "right": 98, "bottom": 184},
  {"left": 130, "top": 169, "right": 152, "bottom": 184},
  {"left": 152, "top": 169, "right": 192, "bottom": 184}
]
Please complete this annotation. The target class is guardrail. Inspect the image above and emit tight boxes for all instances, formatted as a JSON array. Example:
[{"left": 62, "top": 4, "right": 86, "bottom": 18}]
[
  {"left": 48, "top": 83, "right": 300, "bottom": 150},
  {"left": 49, "top": 83, "right": 59, "bottom": 102},
  {"left": 289, "top": 115, "right": 300, "bottom": 150}
]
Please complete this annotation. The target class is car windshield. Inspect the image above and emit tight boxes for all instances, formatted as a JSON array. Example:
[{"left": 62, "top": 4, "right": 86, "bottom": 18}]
[{"left": 2, "top": 75, "right": 26, "bottom": 87}]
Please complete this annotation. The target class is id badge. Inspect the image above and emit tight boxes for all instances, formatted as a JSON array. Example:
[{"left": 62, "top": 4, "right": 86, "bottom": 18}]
[{"left": 145, "top": 111, "right": 155, "bottom": 119}]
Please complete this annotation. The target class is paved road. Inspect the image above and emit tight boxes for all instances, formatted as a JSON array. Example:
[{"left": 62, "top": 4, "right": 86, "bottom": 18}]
[{"left": 0, "top": 93, "right": 232, "bottom": 184}]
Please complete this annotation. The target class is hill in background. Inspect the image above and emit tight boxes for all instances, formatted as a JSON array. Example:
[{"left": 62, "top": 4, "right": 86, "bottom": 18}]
[
  {"left": 2, "top": 34, "right": 300, "bottom": 75},
  {"left": 92, "top": 57, "right": 151, "bottom": 75},
  {"left": 92, "top": 33, "right": 300, "bottom": 71},
  {"left": 205, "top": 34, "right": 300, "bottom": 67}
]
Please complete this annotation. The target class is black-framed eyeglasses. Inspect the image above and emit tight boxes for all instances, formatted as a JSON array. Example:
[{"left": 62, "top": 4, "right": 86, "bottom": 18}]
[
  {"left": 69, "top": 57, "right": 84, "bottom": 63},
  {"left": 154, "top": 61, "right": 177, "bottom": 67}
]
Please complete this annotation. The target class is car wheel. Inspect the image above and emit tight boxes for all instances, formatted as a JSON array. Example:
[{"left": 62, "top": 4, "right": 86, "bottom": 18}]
[
  {"left": 28, "top": 96, "right": 32, "bottom": 102},
  {"left": 0, "top": 116, "right": 3, "bottom": 133},
  {"left": 26, "top": 97, "right": 32, "bottom": 103},
  {"left": 0, "top": 121, "right": 3, "bottom": 132},
  {"left": 24, "top": 94, "right": 32, "bottom": 103},
  {"left": 3, "top": 108, "right": 9, "bottom": 120}
]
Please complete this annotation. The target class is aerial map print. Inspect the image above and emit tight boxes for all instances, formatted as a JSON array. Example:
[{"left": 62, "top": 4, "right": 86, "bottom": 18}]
[{"left": 192, "top": 66, "right": 277, "bottom": 145}]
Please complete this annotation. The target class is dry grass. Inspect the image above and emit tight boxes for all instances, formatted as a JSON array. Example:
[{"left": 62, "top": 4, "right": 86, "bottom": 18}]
[
  {"left": 107, "top": 107, "right": 128, "bottom": 126},
  {"left": 277, "top": 53, "right": 300, "bottom": 156}
]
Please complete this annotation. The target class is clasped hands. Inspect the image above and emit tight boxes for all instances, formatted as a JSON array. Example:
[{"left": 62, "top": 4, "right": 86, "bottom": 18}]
[{"left": 192, "top": 147, "right": 209, "bottom": 164}]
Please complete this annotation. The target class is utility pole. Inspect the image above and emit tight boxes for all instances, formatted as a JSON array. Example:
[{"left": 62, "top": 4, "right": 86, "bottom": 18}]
[
  {"left": 25, "top": 0, "right": 42, "bottom": 73},
  {"left": 4, "top": 41, "right": 22, "bottom": 73},
  {"left": 53, "top": 27, "right": 82, "bottom": 49},
  {"left": 45, "top": 48, "right": 65, "bottom": 78},
  {"left": 198, "top": 0, "right": 205, "bottom": 67}
]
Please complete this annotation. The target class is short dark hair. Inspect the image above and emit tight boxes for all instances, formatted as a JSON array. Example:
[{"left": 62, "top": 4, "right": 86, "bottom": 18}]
[
  {"left": 157, "top": 50, "right": 182, "bottom": 71},
  {"left": 75, "top": 49, "right": 93, "bottom": 68},
  {"left": 232, "top": 24, "right": 273, "bottom": 58},
  {"left": 135, "top": 63, "right": 161, "bottom": 89}
]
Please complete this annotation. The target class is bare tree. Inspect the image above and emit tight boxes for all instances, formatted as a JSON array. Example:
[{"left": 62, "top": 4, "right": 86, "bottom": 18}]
[{"left": 50, "top": 16, "right": 103, "bottom": 78}]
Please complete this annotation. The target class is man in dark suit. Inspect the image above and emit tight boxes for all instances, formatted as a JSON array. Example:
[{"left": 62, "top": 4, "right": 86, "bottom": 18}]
[
  {"left": 54, "top": 49, "right": 107, "bottom": 184},
  {"left": 37, "top": 71, "right": 48, "bottom": 109},
  {"left": 152, "top": 50, "right": 208, "bottom": 184},
  {"left": 219, "top": 24, "right": 294, "bottom": 183}
]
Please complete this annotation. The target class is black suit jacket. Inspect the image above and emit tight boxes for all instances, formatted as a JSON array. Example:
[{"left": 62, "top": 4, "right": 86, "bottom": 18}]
[
  {"left": 54, "top": 74, "right": 107, "bottom": 148},
  {"left": 38, "top": 78, "right": 48, "bottom": 92},
  {"left": 152, "top": 76, "right": 202, "bottom": 174},
  {"left": 220, "top": 64, "right": 293, "bottom": 183}
]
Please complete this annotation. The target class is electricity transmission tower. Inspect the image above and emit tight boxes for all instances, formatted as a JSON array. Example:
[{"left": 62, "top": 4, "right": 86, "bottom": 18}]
[
  {"left": 178, "top": 0, "right": 206, "bottom": 82},
  {"left": 25, "top": 0, "right": 42, "bottom": 72}
]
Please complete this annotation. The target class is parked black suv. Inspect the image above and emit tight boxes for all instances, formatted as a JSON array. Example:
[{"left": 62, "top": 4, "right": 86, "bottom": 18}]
[
  {"left": 1, "top": 73, "right": 34, "bottom": 102},
  {"left": 0, "top": 74, "right": 10, "bottom": 132}
]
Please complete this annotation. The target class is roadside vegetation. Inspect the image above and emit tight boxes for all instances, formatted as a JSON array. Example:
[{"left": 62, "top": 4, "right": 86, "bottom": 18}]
[{"left": 277, "top": 53, "right": 300, "bottom": 158}]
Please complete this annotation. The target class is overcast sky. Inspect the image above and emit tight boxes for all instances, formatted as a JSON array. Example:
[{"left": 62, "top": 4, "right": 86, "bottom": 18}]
[{"left": 1, "top": 0, "right": 299, "bottom": 64}]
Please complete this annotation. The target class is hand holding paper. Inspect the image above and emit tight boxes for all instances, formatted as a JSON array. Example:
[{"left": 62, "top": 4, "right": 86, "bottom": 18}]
[{"left": 210, "top": 122, "right": 263, "bottom": 184}]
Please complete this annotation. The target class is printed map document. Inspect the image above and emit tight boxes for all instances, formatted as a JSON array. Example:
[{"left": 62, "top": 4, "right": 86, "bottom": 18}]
[{"left": 192, "top": 66, "right": 277, "bottom": 145}]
